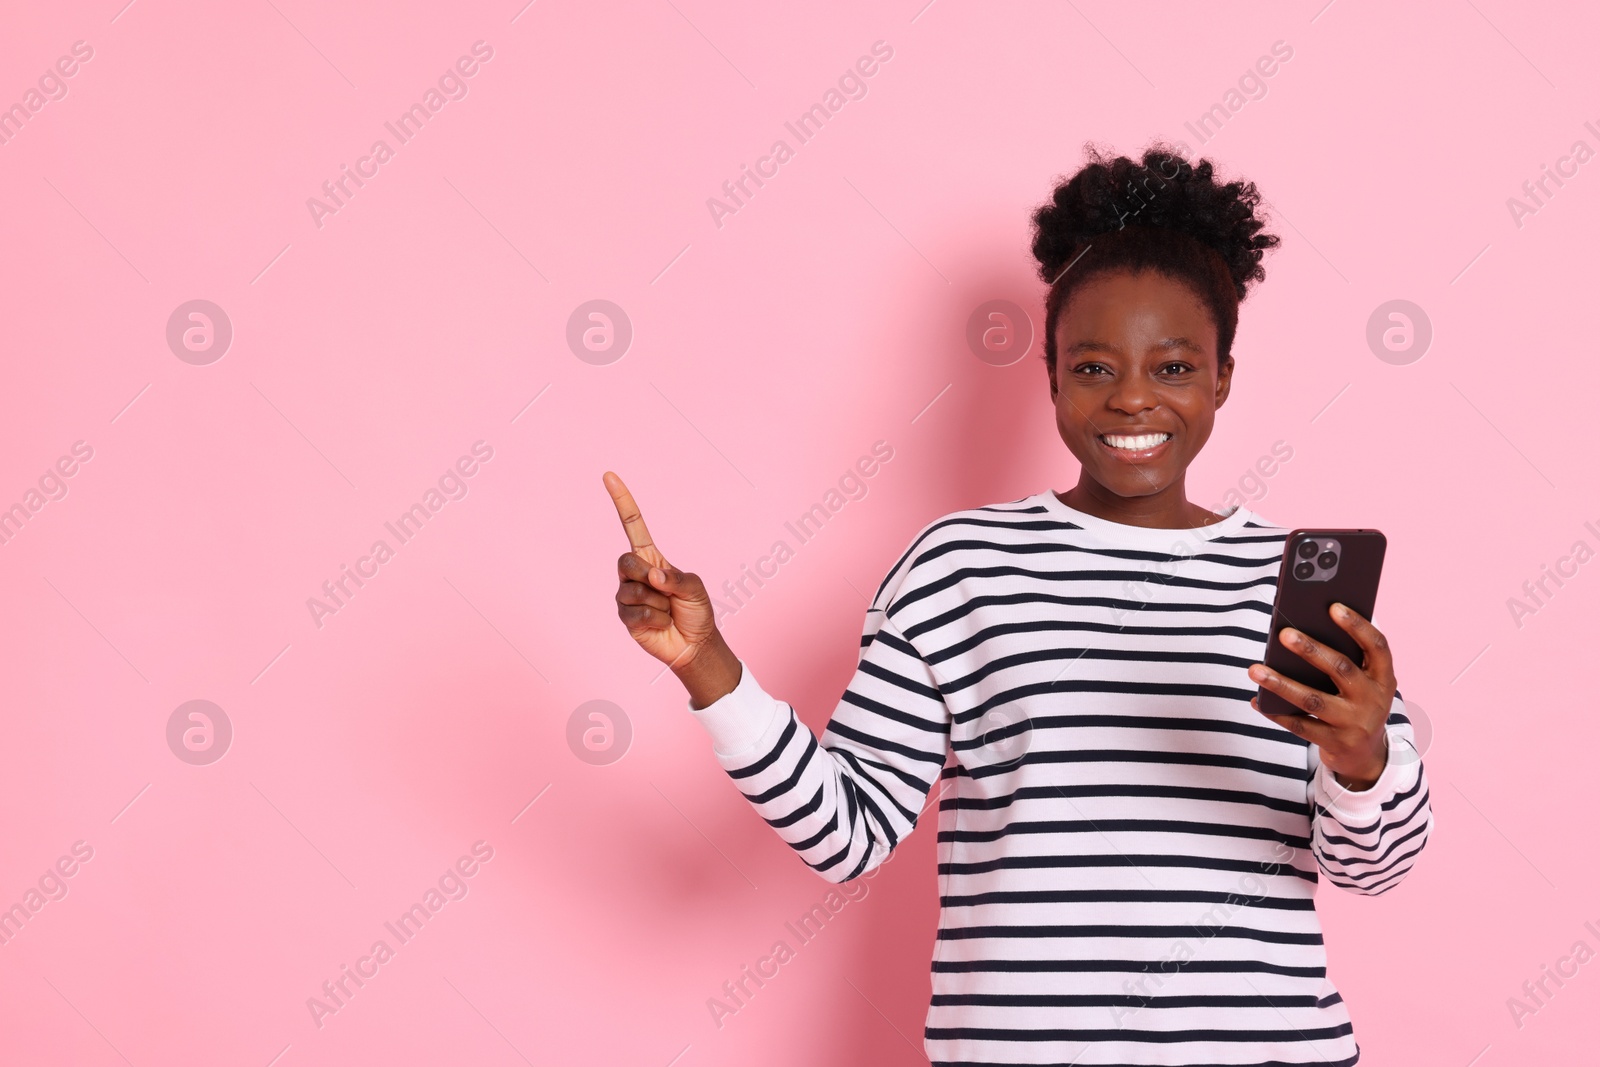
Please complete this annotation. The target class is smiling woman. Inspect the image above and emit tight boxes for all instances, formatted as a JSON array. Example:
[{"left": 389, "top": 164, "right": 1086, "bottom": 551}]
[
  {"left": 1049, "top": 269, "right": 1228, "bottom": 522},
  {"left": 608, "top": 144, "right": 1432, "bottom": 1067},
  {"left": 1034, "top": 146, "right": 1278, "bottom": 530}
]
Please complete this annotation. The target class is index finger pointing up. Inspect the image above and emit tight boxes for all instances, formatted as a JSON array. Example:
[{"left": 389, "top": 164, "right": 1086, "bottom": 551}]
[{"left": 603, "top": 471, "right": 662, "bottom": 558}]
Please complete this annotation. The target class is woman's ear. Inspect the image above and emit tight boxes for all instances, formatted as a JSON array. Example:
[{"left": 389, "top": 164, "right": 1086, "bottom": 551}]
[{"left": 1214, "top": 355, "right": 1235, "bottom": 409}]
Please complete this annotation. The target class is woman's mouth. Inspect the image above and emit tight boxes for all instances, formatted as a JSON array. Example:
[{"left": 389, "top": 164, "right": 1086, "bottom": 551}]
[{"left": 1097, "top": 431, "right": 1173, "bottom": 461}]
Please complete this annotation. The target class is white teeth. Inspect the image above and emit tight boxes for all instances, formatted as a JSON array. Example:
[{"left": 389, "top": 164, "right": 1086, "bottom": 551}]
[{"left": 1102, "top": 433, "right": 1171, "bottom": 451}]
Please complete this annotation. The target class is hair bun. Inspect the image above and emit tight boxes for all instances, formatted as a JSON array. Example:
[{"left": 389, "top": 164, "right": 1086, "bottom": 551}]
[{"left": 1031, "top": 143, "right": 1279, "bottom": 300}]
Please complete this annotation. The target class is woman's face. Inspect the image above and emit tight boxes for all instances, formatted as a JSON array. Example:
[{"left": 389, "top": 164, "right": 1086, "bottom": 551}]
[{"left": 1048, "top": 270, "right": 1233, "bottom": 501}]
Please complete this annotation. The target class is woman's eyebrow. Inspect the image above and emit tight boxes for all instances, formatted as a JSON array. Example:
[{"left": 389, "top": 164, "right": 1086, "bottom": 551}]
[{"left": 1151, "top": 336, "right": 1205, "bottom": 354}]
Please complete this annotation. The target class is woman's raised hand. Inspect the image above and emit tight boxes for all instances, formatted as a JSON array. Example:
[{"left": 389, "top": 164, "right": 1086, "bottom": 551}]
[{"left": 603, "top": 470, "right": 722, "bottom": 674}]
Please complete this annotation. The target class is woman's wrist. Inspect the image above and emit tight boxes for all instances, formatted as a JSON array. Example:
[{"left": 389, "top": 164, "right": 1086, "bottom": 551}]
[
  {"left": 1330, "top": 733, "right": 1390, "bottom": 792},
  {"left": 1332, "top": 769, "right": 1379, "bottom": 792},
  {"left": 675, "top": 631, "right": 742, "bottom": 709}
]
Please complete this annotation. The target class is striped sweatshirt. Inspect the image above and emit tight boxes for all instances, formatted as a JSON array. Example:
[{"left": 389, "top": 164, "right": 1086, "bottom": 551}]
[{"left": 687, "top": 490, "right": 1432, "bottom": 1066}]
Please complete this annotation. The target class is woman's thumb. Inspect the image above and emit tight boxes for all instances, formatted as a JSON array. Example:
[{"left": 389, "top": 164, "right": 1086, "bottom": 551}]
[{"left": 650, "top": 564, "right": 703, "bottom": 602}]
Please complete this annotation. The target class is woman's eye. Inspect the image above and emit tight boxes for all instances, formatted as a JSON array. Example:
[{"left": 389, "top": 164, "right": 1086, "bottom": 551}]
[
  {"left": 1159, "top": 362, "right": 1192, "bottom": 375},
  {"left": 1074, "top": 364, "right": 1108, "bottom": 376}
]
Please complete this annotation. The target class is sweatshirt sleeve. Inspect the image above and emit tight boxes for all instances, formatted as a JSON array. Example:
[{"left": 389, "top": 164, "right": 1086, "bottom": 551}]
[
  {"left": 685, "top": 606, "right": 952, "bottom": 883},
  {"left": 1306, "top": 688, "right": 1433, "bottom": 895}
]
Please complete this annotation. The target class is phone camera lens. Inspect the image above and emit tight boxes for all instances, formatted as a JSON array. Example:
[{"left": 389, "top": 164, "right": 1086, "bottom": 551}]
[
  {"left": 1317, "top": 551, "right": 1338, "bottom": 569},
  {"left": 1297, "top": 540, "right": 1318, "bottom": 559},
  {"left": 1293, "top": 561, "right": 1315, "bottom": 580}
]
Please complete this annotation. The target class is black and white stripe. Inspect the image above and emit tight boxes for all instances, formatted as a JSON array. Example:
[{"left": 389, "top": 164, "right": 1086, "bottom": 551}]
[{"left": 689, "top": 490, "right": 1432, "bottom": 1065}]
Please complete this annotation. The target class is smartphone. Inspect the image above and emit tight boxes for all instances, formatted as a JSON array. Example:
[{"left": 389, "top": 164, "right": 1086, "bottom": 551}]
[{"left": 1259, "top": 529, "right": 1386, "bottom": 718}]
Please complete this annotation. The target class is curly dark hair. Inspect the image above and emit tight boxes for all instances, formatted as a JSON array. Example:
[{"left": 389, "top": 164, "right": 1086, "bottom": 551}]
[{"left": 1030, "top": 143, "right": 1279, "bottom": 371}]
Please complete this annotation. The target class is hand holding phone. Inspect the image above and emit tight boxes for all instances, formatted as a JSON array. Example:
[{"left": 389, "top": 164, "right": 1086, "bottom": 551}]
[{"left": 1249, "top": 529, "right": 1398, "bottom": 791}]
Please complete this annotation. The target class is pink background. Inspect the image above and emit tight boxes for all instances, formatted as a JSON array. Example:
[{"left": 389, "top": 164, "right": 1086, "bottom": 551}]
[{"left": 1, "top": 0, "right": 1595, "bottom": 1063}]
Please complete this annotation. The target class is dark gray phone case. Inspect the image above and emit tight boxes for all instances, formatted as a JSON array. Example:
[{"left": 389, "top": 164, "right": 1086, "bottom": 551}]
[{"left": 1259, "top": 529, "right": 1386, "bottom": 718}]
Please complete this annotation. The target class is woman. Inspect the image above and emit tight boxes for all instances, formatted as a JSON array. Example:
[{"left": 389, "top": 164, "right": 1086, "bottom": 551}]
[{"left": 605, "top": 146, "right": 1431, "bottom": 1065}]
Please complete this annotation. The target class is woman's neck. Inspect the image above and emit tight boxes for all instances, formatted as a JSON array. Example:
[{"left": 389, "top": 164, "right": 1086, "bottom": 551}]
[{"left": 1057, "top": 478, "right": 1225, "bottom": 530}]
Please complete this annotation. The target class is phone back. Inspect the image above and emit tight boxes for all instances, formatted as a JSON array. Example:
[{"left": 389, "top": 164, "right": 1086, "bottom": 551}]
[{"left": 1259, "top": 529, "right": 1386, "bottom": 717}]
